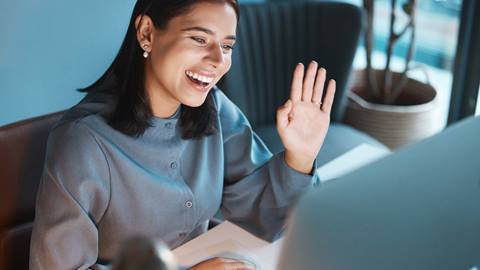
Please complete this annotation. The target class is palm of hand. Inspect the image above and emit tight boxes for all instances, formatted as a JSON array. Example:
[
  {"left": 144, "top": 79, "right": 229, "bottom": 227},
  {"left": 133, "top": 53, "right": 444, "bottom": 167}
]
[
  {"left": 276, "top": 61, "right": 336, "bottom": 162},
  {"left": 279, "top": 101, "right": 330, "bottom": 159}
]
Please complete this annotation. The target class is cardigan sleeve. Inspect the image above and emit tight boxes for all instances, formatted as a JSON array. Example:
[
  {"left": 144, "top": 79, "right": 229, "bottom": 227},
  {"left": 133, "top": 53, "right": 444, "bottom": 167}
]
[
  {"left": 214, "top": 89, "right": 319, "bottom": 241},
  {"left": 29, "top": 121, "right": 111, "bottom": 270}
]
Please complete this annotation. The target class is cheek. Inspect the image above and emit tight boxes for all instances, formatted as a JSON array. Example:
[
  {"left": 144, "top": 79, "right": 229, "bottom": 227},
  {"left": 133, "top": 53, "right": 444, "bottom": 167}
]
[
  {"left": 214, "top": 56, "right": 232, "bottom": 84},
  {"left": 151, "top": 39, "right": 189, "bottom": 65},
  {"left": 222, "top": 56, "right": 232, "bottom": 74},
  {"left": 151, "top": 46, "right": 188, "bottom": 78}
]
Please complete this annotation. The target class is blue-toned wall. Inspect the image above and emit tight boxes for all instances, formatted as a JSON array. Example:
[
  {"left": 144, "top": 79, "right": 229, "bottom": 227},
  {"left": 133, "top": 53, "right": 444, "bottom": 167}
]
[{"left": 0, "top": 1, "right": 136, "bottom": 125}]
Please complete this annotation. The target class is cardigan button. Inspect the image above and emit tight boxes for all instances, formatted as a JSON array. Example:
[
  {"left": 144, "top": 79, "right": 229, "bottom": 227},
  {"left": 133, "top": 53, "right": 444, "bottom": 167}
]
[{"left": 185, "top": 201, "right": 193, "bottom": 208}]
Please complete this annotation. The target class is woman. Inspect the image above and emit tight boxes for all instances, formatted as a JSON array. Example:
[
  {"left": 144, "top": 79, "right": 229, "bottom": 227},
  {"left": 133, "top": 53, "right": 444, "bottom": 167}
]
[{"left": 30, "top": 0, "right": 336, "bottom": 269}]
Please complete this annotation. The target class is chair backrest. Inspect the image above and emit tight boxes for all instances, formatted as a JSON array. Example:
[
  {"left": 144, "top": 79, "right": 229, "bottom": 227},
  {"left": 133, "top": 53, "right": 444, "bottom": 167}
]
[
  {"left": 218, "top": 1, "right": 363, "bottom": 127},
  {"left": 0, "top": 111, "right": 63, "bottom": 270}
]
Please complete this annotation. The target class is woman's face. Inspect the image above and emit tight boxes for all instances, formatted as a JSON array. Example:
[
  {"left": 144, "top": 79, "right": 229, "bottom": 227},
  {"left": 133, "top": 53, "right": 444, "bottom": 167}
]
[{"left": 139, "top": 2, "right": 237, "bottom": 113}]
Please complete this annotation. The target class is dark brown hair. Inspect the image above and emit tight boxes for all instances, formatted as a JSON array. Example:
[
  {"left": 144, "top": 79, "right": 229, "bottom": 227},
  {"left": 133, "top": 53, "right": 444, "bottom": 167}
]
[{"left": 81, "top": 0, "right": 239, "bottom": 139}]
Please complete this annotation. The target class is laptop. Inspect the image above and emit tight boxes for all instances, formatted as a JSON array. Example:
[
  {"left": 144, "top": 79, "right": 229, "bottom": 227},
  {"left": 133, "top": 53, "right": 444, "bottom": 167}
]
[{"left": 278, "top": 116, "right": 480, "bottom": 270}]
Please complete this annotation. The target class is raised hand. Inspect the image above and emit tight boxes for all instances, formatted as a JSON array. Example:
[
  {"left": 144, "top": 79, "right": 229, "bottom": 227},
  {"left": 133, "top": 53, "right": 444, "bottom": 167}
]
[{"left": 276, "top": 61, "right": 336, "bottom": 174}]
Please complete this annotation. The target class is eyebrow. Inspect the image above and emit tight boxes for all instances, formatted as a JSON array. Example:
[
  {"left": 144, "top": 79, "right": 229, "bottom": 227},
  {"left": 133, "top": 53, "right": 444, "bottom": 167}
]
[{"left": 181, "top": 26, "right": 236, "bottom": 41}]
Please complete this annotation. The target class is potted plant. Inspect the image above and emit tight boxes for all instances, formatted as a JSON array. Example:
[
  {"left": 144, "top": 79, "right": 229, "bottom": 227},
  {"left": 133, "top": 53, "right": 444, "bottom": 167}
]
[{"left": 344, "top": 0, "right": 442, "bottom": 149}]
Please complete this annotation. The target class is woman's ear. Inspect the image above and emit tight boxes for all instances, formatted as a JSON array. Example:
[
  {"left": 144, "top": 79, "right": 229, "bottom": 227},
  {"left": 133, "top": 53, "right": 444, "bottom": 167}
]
[{"left": 135, "top": 15, "right": 154, "bottom": 53}]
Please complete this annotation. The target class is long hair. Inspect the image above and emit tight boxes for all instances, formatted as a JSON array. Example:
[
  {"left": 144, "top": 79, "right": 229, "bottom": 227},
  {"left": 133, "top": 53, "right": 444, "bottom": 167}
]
[{"left": 81, "top": 0, "right": 239, "bottom": 139}]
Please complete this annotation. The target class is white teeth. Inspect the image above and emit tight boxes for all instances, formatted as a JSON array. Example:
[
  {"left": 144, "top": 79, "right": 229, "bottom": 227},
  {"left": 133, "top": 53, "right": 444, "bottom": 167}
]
[{"left": 186, "top": 70, "right": 214, "bottom": 84}]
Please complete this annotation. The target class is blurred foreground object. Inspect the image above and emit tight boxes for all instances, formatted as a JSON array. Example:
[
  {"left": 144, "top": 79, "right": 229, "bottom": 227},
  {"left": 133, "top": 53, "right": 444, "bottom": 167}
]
[
  {"left": 279, "top": 116, "right": 480, "bottom": 269},
  {"left": 112, "top": 237, "right": 178, "bottom": 270}
]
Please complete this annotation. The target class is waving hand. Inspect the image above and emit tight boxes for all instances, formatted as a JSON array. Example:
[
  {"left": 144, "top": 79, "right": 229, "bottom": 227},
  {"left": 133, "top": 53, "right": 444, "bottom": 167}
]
[{"left": 276, "top": 61, "right": 336, "bottom": 174}]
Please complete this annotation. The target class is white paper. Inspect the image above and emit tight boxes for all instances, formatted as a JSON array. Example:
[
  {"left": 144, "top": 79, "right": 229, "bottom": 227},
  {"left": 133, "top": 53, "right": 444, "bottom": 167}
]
[{"left": 172, "top": 221, "right": 282, "bottom": 270}]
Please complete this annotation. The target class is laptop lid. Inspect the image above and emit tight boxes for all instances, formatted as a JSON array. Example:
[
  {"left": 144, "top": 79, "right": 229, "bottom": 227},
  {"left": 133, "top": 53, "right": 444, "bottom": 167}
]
[{"left": 278, "top": 116, "right": 480, "bottom": 270}]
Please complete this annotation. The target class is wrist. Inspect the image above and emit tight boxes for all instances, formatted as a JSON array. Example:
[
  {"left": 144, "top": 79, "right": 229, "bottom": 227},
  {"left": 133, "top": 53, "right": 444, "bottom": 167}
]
[{"left": 284, "top": 151, "right": 315, "bottom": 174}]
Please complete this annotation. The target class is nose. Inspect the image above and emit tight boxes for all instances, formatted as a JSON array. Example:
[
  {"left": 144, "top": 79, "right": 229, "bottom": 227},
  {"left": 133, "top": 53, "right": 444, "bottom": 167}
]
[{"left": 205, "top": 43, "right": 224, "bottom": 68}]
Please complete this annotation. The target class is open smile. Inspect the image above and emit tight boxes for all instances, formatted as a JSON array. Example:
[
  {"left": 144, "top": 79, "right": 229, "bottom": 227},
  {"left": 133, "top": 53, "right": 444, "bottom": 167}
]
[{"left": 185, "top": 70, "right": 215, "bottom": 92}]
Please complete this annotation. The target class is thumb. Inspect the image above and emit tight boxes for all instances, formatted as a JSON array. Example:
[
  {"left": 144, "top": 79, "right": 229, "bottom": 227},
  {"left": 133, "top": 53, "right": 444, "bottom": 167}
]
[{"left": 276, "top": 99, "right": 292, "bottom": 131}]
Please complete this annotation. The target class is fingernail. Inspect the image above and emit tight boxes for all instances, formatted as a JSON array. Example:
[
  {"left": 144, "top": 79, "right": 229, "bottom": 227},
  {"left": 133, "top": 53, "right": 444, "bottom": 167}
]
[{"left": 311, "top": 60, "right": 317, "bottom": 65}]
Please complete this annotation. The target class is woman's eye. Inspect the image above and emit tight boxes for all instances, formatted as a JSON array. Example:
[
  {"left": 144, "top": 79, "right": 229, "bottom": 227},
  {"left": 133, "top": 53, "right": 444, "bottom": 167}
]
[
  {"left": 222, "top": 44, "right": 234, "bottom": 51},
  {"left": 191, "top": 37, "right": 206, "bottom": 44}
]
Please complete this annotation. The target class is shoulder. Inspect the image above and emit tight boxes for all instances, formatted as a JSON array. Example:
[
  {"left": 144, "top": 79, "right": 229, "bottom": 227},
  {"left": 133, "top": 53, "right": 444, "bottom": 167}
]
[
  {"left": 46, "top": 115, "right": 109, "bottom": 170},
  {"left": 50, "top": 113, "right": 105, "bottom": 144}
]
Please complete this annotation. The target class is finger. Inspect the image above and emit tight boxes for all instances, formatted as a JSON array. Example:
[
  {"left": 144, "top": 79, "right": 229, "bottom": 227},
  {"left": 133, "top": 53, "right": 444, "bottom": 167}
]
[
  {"left": 312, "top": 67, "right": 326, "bottom": 105},
  {"left": 226, "top": 262, "right": 256, "bottom": 270},
  {"left": 276, "top": 99, "right": 292, "bottom": 131},
  {"left": 290, "top": 63, "right": 304, "bottom": 103},
  {"left": 301, "top": 60, "right": 318, "bottom": 102},
  {"left": 206, "top": 257, "right": 239, "bottom": 266},
  {"left": 215, "top": 257, "right": 243, "bottom": 264},
  {"left": 321, "top": 79, "right": 336, "bottom": 115}
]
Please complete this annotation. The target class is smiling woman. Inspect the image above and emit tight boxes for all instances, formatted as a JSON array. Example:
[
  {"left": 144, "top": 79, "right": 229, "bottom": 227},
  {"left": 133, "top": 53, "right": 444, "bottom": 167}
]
[{"left": 29, "top": 0, "right": 336, "bottom": 269}]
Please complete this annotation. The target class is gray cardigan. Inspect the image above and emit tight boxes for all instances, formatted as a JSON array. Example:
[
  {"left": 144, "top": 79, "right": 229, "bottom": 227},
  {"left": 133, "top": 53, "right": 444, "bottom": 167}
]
[{"left": 29, "top": 87, "right": 318, "bottom": 269}]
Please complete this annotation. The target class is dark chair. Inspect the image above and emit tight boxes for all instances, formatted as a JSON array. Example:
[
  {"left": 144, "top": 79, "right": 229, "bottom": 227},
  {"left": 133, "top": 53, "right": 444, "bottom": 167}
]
[
  {"left": 218, "top": 1, "right": 387, "bottom": 166},
  {"left": 0, "top": 111, "right": 64, "bottom": 270}
]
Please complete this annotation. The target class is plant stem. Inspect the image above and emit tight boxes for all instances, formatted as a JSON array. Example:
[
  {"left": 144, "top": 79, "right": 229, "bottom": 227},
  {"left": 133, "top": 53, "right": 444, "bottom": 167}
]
[
  {"left": 391, "top": 0, "right": 417, "bottom": 103},
  {"left": 363, "top": 0, "right": 378, "bottom": 99},
  {"left": 383, "top": 0, "right": 397, "bottom": 104}
]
